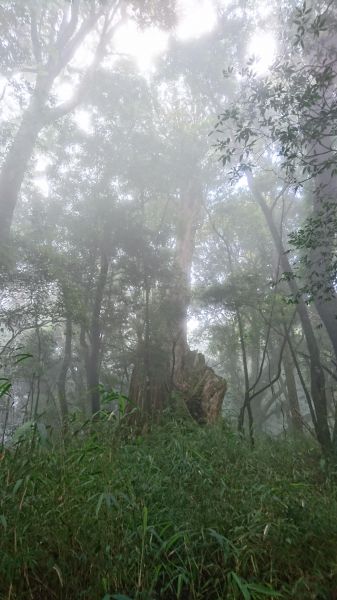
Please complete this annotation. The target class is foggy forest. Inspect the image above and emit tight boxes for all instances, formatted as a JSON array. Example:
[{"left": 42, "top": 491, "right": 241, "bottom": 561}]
[{"left": 1, "top": 0, "right": 337, "bottom": 598}]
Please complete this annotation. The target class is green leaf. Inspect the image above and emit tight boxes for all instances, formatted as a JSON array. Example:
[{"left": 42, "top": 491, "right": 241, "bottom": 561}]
[
  {"left": 0, "top": 380, "right": 11, "bottom": 397},
  {"left": 95, "top": 493, "right": 118, "bottom": 518},
  {"left": 161, "top": 531, "right": 185, "bottom": 553},
  {"left": 96, "top": 493, "right": 105, "bottom": 518},
  {"left": 13, "top": 479, "right": 23, "bottom": 495},
  {"left": 14, "top": 353, "right": 33, "bottom": 365},
  {"left": 248, "top": 582, "right": 282, "bottom": 596},
  {"left": 230, "top": 572, "right": 250, "bottom": 600}
]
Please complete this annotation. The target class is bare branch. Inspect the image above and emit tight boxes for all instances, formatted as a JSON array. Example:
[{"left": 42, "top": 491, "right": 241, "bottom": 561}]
[
  {"left": 56, "top": 10, "right": 100, "bottom": 72},
  {"left": 0, "top": 320, "right": 59, "bottom": 357},
  {"left": 56, "top": 0, "right": 81, "bottom": 50},
  {"left": 248, "top": 310, "right": 297, "bottom": 403}
]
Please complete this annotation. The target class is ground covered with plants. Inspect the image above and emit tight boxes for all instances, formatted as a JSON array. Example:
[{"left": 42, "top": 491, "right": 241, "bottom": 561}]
[{"left": 1, "top": 418, "right": 337, "bottom": 600}]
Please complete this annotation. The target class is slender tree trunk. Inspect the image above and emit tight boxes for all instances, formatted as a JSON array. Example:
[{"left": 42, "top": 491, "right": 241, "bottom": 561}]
[
  {"left": 80, "top": 323, "right": 91, "bottom": 414},
  {"left": 226, "top": 241, "right": 253, "bottom": 443},
  {"left": 255, "top": 381, "right": 286, "bottom": 428},
  {"left": 283, "top": 343, "right": 303, "bottom": 433},
  {"left": 237, "top": 308, "right": 254, "bottom": 445},
  {"left": 247, "top": 172, "right": 331, "bottom": 453},
  {"left": 79, "top": 247, "right": 98, "bottom": 414},
  {"left": 34, "top": 321, "right": 42, "bottom": 419},
  {"left": 143, "top": 273, "right": 152, "bottom": 413},
  {"left": 86, "top": 251, "right": 109, "bottom": 415},
  {"left": 57, "top": 313, "right": 72, "bottom": 422}
]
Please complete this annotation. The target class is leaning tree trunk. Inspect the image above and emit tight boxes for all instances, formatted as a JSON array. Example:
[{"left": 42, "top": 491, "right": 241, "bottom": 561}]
[
  {"left": 247, "top": 173, "right": 332, "bottom": 454},
  {"left": 129, "top": 181, "right": 226, "bottom": 423},
  {"left": 0, "top": 96, "right": 46, "bottom": 251},
  {"left": 0, "top": 2, "right": 109, "bottom": 255}
]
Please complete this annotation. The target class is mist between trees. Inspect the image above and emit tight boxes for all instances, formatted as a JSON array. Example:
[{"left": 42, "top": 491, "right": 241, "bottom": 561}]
[{"left": 1, "top": 0, "right": 337, "bottom": 453}]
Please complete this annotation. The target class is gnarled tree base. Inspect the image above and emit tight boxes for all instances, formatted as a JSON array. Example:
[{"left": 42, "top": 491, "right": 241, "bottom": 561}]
[
  {"left": 129, "top": 347, "right": 226, "bottom": 425},
  {"left": 175, "top": 350, "right": 227, "bottom": 424}
]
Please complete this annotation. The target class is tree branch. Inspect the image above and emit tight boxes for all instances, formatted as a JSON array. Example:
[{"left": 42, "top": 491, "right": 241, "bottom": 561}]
[
  {"left": 56, "top": 0, "right": 81, "bottom": 51},
  {"left": 44, "top": 2, "right": 121, "bottom": 123},
  {"left": 30, "top": 8, "right": 42, "bottom": 64},
  {"left": 248, "top": 310, "right": 297, "bottom": 403}
]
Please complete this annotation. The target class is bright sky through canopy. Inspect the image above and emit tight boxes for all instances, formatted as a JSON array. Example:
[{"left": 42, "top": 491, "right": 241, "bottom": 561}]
[
  {"left": 113, "top": 1, "right": 276, "bottom": 76},
  {"left": 247, "top": 31, "right": 276, "bottom": 75},
  {"left": 113, "top": 22, "right": 169, "bottom": 72},
  {"left": 113, "top": 0, "right": 218, "bottom": 72},
  {"left": 176, "top": 0, "right": 217, "bottom": 40},
  {"left": 34, "top": 0, "right": 277, "bottom": 193}
]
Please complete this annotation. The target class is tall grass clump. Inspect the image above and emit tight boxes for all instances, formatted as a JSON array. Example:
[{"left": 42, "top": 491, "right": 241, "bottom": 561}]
[{"left": 1, "top": 416, "right": 337, "bottom": 599}]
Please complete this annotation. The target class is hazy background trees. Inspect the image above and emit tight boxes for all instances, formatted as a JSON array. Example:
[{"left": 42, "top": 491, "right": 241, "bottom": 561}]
[{"left": 1, "top": 0, "right": 337, "bottom": 455}]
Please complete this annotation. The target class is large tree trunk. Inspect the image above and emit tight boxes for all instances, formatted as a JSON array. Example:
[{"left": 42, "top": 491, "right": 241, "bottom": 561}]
[
  {"left": 306, "top": 165, "right": 337, "bottom": 361},
  {"left": 247, "top": 173, "right": 331, "bottom": 453},
  {"left": 303, "top": 22, "right": 337, "bottom": 361},
  {"left": 171, "top": 182, "right": 227, "bottom": 422},
  {"left": 0, "top": 98, "right": 45, "bottom": 249},
  {"left": 129, "top": 182, "right": 227, "bottom": 423}
]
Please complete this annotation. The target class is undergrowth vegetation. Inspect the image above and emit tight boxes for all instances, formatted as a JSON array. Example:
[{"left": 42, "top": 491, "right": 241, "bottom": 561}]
[{"left": 1, "top": 417, "right": 337, "bottom": 599}]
